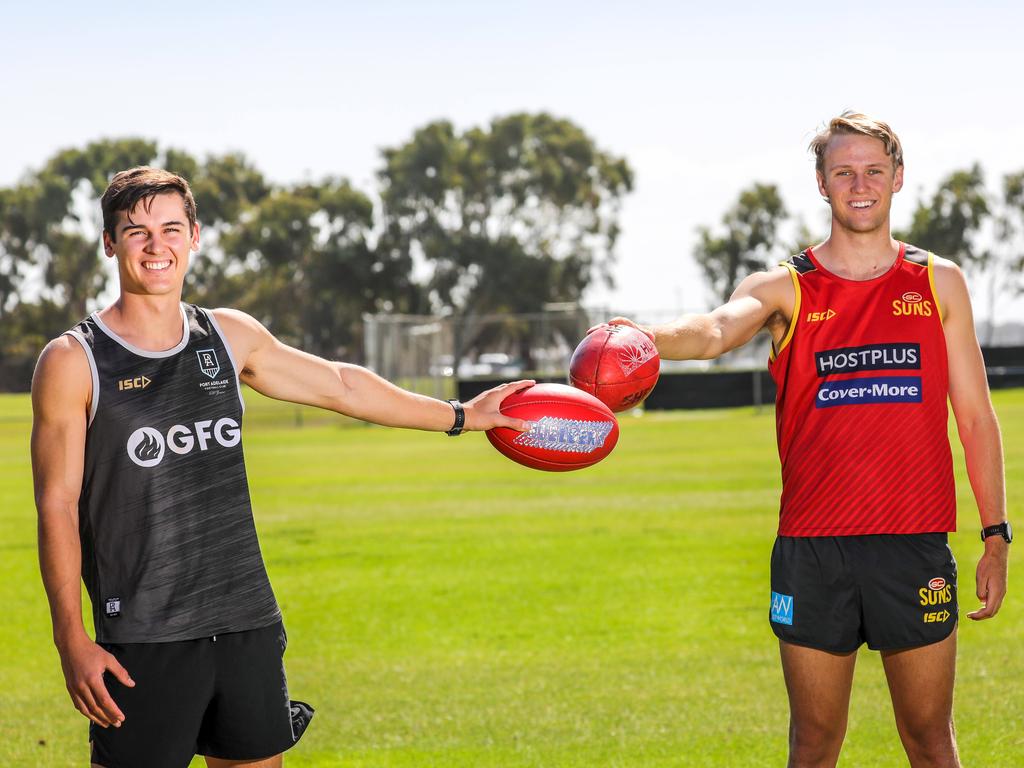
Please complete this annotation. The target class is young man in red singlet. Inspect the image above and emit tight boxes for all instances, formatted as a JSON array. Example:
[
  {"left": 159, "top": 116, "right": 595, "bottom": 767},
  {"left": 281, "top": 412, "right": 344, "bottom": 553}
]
[{"left": 608, "top": 112, "right": 1010, "bottom": 767}]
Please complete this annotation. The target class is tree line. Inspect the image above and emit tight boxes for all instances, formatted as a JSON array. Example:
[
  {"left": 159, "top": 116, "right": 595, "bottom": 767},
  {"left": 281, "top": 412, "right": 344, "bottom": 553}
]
[
  {"left": 695, "top": 167, "right": 1024, "bottom": 330},
  {"left": 1, "top": 113, "right": 1021, "bottom": 390},
  {"left": 0, "top": 113, "right": 632, "bottom": 388}
]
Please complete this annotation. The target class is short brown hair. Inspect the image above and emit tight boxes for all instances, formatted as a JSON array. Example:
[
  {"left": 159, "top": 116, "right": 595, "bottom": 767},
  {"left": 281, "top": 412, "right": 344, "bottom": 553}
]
[
  {"left": 809, "top": 111, "right": 904, "bottom": 174},
  {"left": 101, "top": 166, "right": 197, "bottom": 241}
]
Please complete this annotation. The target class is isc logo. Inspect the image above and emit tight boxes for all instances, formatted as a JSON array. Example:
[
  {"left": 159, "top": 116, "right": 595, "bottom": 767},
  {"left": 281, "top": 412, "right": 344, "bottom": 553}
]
[
  {"left": 923, "top": 610, "right": 951, "bottom": 623},
  {"left": 118, "top": 376, "right": 151, "bottom": 391},
  {"left": 806, "top": 309, "right": 836, "bottom": 323}
]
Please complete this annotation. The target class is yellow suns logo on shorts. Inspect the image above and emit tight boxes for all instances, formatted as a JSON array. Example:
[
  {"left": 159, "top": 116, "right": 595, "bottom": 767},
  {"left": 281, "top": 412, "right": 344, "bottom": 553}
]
[{"left": 918, "top": 577, "right": 952, "bottom": 606}]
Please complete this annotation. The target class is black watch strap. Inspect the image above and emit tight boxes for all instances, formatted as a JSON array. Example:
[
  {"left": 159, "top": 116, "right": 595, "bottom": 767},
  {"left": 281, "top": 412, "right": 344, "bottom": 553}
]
[
  {"left": 446, "top": 400, "right": 465, "bottom": 436},
  {"left": 981, "top": 521, "right": 1013, "bottom": 543}
]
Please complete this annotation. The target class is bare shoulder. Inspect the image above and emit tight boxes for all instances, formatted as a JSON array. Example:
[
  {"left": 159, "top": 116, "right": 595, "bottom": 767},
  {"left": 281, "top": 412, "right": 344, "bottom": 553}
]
[
  {"left": 32, "top": 336, "right": 91, "bottom": 412},
  {"left": 931, "top": 255, "right": 966, "bottom": 281},
  {"left": 210, "top": 307, "right": 273, "bottom": 342},
  {"left": 34, "top": 336, "right": 89, "bottom": 383},
  {"left": 929, "top": 256, "right": 971, "bottom": 319},
  {"left": 739, "top": 264, "right": 795, "bottom": 290},
  {"left": 210, "top": 307, "right": 265, "bottom": 335},
  {"left": 210, "top": 308, "right": 276, "bottom": 372},
  {"left": 732, "top": 265, "right": 797, "bottom": 309}
]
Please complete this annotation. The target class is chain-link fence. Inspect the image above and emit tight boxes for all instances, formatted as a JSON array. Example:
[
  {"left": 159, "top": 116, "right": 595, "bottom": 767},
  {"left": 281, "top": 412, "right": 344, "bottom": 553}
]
[
  {"left": 363, "top": 305, "right": 776, "bottom": 398},
  {"left": 363, "top": 304, "right": 598, "bottom": 398}
]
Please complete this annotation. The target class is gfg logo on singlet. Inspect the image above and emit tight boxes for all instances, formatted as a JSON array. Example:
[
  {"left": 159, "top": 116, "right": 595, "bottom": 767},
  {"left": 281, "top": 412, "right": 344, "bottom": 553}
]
[{"left": 126, "top": 418, "right": 241, "bottom": 467}]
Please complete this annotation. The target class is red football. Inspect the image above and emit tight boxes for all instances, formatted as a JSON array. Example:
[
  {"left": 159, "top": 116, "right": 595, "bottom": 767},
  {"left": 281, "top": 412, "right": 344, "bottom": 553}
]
[
  {"left": 486, "top": 383, "right": 619, "bottom": 472},
  {"left": 569, "top": 324, "right": 660, "bottom": 412}
]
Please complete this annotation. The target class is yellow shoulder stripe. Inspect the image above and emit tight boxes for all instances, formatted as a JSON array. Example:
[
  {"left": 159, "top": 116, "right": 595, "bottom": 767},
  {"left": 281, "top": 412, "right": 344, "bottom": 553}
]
[
  {"left": 770, "top": 263, "right": 801, "bottom": 361},
  {"left": 927, "top": 252, "right": 943, "bottom": 322}
]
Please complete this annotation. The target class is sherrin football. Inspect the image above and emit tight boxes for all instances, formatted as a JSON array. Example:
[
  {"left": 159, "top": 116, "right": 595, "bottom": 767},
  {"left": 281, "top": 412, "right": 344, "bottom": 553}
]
[
  {"left": 569, "top": 324, "right": 660, "bottom": 412},
  {"left": 486, "top": 383, "right": 619, "bottom": 472}
]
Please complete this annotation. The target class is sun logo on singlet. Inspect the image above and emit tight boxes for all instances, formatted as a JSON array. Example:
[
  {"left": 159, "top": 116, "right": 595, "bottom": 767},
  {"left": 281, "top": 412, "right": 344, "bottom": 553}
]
[{"left": 892, "top": 291, "right": 934, "bottom": 317}]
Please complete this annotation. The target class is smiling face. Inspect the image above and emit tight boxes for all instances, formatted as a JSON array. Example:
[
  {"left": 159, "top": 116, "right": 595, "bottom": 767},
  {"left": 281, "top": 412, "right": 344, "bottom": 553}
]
[
  {"left": 817, "top": 133, "right": 904, "bottom": 236},
  {"left": 102, "top": 192, "right": 200, "bottom": 298}
]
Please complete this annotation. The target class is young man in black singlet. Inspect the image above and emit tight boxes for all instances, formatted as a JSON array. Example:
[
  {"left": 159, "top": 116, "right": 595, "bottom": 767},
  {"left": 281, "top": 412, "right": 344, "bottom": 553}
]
[{"left": 31, "top": 167, "right": 534, "bottom": 768}]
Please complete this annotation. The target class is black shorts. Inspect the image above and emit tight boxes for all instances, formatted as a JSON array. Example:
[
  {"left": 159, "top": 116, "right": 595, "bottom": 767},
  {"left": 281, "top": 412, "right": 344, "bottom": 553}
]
[
  {"left": 769, "top": 533, "right": 957, "bottom": 653},
  {"left": 90, "top": 621, "right": 313, "bottom": 768}
]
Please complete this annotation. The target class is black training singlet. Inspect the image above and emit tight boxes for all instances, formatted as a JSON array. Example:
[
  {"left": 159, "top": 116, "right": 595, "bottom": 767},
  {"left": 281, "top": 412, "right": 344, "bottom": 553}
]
[{"left": 67, "top": 304, "right": 281, "bottom": 643}]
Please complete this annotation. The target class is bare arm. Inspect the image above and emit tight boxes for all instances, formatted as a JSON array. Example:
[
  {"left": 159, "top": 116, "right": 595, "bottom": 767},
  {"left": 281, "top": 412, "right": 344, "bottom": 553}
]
[
  {"left": 32, "top": 338, "right": 134, "bottom": 728},
  {"left": 605, "top": 266, "right": 796, "bottom": 360},
  {"left": 212, "top": 309, "right": 531, "bottom": 432},
  {"left": 934, "top": 258, "right": 1008, "bottom": 620}
]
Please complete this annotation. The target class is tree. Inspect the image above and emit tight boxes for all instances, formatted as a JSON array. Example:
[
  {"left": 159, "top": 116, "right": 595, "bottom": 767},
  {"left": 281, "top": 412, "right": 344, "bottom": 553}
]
[
  {"left": 694, "top": 183, "right": 789, "bottom": 305},
  {"left": 897, "top": 164, "right": 989, "bottom": 269},
  {"left": 1000, "top": 170, "right": 1024, "bottom": 286},
  {"left": 169, "top": 150, "right": 274, "bottom": 310},
  {"left": 0, "top": 139, "right": 160, "bottom": 388},
  {"left": 215, "top": 180, "right": 406, "bottom": 360},
  {"left": 378, "top": 113, "right": 633, "bottom": 365},
  {"left": 975, "top": 169, "right": 1024, "bottom": 343}
]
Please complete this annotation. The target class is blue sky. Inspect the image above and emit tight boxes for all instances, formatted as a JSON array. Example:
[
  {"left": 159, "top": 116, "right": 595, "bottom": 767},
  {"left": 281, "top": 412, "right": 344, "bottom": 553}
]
[{"left": 3, "top": 1, "right": 1022, "bottom": 316}]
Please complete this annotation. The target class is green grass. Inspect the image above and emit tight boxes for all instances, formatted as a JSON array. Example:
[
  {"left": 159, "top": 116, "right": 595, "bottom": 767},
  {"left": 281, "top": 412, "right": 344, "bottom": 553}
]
[{"left": 2, "top": 390, "right": 1022, "bottom": 766}]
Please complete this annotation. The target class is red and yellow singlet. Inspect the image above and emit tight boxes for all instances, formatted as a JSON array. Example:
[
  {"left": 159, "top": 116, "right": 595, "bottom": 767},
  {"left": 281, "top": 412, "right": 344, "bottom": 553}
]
[{"left": 768, "top": 243, "right": 956, "bottom": 536}]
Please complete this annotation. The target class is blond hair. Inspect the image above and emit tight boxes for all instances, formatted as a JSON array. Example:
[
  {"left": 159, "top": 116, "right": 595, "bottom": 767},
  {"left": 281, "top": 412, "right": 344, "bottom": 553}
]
[{"left": 809, "top": 111, "right": 904, "bottom": 174}]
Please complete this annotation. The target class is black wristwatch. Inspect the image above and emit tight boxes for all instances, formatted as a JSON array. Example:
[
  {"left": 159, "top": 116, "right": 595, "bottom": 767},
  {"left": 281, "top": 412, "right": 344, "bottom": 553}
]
[
  {"left": 446, "top": 400, "right": 465, "bottom": 437},
  {"left": 981, "top": 521, "right": 1013, "bottom": 543}
]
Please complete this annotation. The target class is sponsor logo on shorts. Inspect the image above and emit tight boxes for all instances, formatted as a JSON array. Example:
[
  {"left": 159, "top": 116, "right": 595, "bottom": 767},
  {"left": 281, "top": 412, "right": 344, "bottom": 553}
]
[
  {"left": 770, "top": 591, "right": 794, "bottom": 625},
  {"left": 126, "top": 418, "right": 241, "bottom": 468},
  {"left": 512, "top": 417, "right": 614, "bottom": 454},
  {"left": 919, "top": 578, "right": 953, "bottom": 606},
  {"left": 197, "top": 349, "right": 221, "bottom": 379},
  {"left": 118, "top": 375, "right": 152, "bottom": 391},
  {"left": 815, "top": 343, "right": 920, "bottom": 376},
  {"left": 816, "top": 377, "right": 922, "bottom": 408},
  {"left": 105, "top": 597, "right": 121, "bottom": 617},
  {"left": 923, "top": 610, "right": 951, "bottom": 623},
  {"left": 805, "top": 309, "right": 837, "bottom": 323}
]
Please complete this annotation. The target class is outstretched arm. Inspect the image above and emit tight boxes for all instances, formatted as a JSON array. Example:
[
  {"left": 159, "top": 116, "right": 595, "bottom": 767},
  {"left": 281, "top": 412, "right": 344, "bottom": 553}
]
[
  {"left": 31, "top": 338, "right": 135, "bottom": 729},
  {"left": 934, "top": 258, "right": 1008, "bottom": 620},
  {"left": 212, "top": 309, "right": 532, "bottom": 432},
  {"left": 603, "top": 266, "right": 796, "bottom": 361}
]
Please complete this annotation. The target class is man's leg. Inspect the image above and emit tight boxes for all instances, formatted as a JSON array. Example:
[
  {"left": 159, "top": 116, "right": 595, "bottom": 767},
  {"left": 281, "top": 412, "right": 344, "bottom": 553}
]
[
  {"left": 780, "top": 640, "right": 858, "bottom": 768},
  {"left": 880, "top": 630, "right": 960, "bottom": 768},
  {"left": 198, "top": 624, "right": 312, "bottom": 765},
  {"left": 206, "top": 755, "right": 282, "bottom": 768}
]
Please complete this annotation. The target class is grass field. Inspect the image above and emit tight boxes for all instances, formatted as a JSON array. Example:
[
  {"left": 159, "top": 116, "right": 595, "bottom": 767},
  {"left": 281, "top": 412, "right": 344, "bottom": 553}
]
[{"left": 1, "top": 390, "right": 1021, "bottom": 766}]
